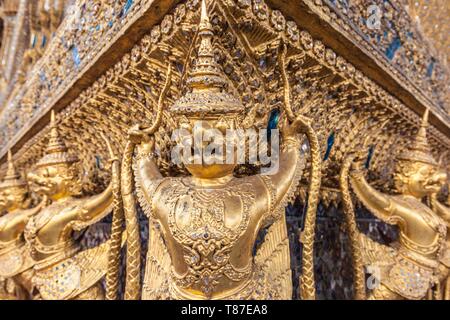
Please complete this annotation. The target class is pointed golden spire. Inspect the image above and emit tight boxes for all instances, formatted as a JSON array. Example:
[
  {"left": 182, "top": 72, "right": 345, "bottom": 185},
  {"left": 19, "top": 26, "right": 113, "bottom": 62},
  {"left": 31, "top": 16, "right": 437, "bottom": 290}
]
[
  {"left": 36, "top": 110, "right": 78, "bottom": 167},
  {"left": 200, "top": 0, "right": 210, "bottom": 27},
  {"left": 170, "top": 0, "right": 244, "bottom": 117},
  {"left": 6, "top": 150, "right": 16, "bottom": 178},
  {"left": 0, "top": 150, "right": 26, "bottom": 190},
  {"left": 398, "top": 108, "right": 437, "bottom": 165},
  {"left": 187, "top": 0, "right": 226, "bottom": 90},
  {"left": 413, "top": 108, "right": 429, "bottom": 152},
  {"left": 5, "top": 150, "right": 20, "bottom": 180},
  {"left": 46, "top": 110, "right": 69, "bottom": 154}
]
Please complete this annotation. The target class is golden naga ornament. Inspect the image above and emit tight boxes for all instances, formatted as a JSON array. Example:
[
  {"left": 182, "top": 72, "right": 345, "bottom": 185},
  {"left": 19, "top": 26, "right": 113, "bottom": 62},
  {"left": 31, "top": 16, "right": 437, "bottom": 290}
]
[
  {"left": 341, "top": 109, "right": 448, "bottom": 300},
  {"left": 109, "top": 0, "right": 322, "bottom": 300},
  {"left": 0, "top": 151, "right": 42, "bottom": 300},
  {"left": 23, "top": 111, "right": 121, "bottom": 300}
]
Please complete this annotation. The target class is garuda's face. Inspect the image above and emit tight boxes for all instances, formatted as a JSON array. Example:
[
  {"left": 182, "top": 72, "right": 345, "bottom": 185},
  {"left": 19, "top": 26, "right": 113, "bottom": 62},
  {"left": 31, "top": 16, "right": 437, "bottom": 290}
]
[
  {"left": 0, "top": 186, "right": 27, "bottom": 212},
  {"left": 175, "top": 118, "right": 238, "bottom": 179},
  {"left": 404, "top": 163, "right": 447, "bottom": 198},
  {"left": 27, "top": 164, "right": 77, "bottom": 200}
]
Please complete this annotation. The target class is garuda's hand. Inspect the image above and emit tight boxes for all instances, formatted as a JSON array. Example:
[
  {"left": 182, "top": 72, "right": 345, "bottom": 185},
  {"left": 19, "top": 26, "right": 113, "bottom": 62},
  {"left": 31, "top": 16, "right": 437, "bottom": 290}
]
[
  {"left": 128, "top": 124, "right": 151, "bottom": 143},
  {"left": 128, "top": 125, "right": 155, "bottom": 154},
  {"left": 350, "top": 149, "right": 367, "bottom": 174},
  {"left": 281, "top": 114, "right": 312, "bottom": 141}
]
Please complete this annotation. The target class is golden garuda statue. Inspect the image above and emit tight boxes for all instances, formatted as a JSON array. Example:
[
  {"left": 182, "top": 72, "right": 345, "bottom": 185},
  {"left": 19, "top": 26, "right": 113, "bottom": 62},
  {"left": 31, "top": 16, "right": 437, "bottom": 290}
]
[
  {"left": 341, "top": 109, "right": 448, "bottom": 300},
  {"left": 0, "top": 151, "right": 43, "bottom": 300},
  {"left": 109, "top": 0, "right": 322, "bottom": 300},
  {"left": 428, "top": 159, "right": 450, "bottom": 300},
  {"left": 23, "top": 111, "right": 121, "bottom": 300}
]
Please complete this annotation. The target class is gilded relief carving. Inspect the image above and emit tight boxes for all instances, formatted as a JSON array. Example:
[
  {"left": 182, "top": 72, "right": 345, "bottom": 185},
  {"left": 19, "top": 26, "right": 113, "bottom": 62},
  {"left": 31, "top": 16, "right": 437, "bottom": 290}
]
[{"left": 0, "top": 0, "right": 448, "bottom": 301}]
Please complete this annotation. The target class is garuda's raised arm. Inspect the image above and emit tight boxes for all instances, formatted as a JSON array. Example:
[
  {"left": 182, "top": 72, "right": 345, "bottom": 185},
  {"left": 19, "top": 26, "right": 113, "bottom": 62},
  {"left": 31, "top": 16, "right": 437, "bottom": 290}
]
[
  {"left": 0, "top": 201, "right": 44, "bottom": 233},
  {"left": 128, "top": 127, "right": 164, "bottom": 219},
  {"left": 349, "top": 158, "right": 393, "bottom": 224},
  {"left": 77, "top": 135, "right": 120, "bottom": 223},
  {"left": 258, "top": 116, "right": 306, "bottom": 212}
]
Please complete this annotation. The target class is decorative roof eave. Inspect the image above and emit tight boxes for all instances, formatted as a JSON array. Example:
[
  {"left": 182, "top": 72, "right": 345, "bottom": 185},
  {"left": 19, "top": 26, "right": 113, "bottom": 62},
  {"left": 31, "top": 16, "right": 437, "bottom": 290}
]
[
  {"left": 266, "top": 0, "right": 449, "bottom": 137},
  {"left": 0, "top": 0, "right": 180, "bottom": 164}
]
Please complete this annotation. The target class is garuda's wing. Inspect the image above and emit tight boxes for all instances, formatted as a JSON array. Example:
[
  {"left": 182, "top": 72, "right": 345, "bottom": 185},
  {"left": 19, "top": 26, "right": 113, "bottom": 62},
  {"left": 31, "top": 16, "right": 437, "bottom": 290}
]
[
  {"left": 255, "top": 214, "right": 292, "bottom": 300},
  {"left": 254, "top": 152, "right": 306, "bottom": 300},
  {"left": 35, "top": 241, "right": 110, "bottom": 300},
  {"left": 358, "top": 232, "right": 396, "bottom": 267},
  {"left": 134, "top": 168, "right": 172, "bottom": 300},
  {"left": 141, "top": 219, "right": 172, "bottom": 300},
  {"left": 67, "top": 241, "right": 110, "bottom": 299}
]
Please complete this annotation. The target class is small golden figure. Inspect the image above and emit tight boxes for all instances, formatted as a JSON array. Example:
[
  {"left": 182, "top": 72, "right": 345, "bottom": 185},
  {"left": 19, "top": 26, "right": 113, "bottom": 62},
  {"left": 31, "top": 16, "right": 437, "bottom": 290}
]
[
  {"left": 346, "top": 109, "right": 448, "bottom": 300},
  {"left": 24, "top": 111, "right": 120, "bottom": 300},
  {"left": 0, "top": 151, "right": 42, "bottom": 300}
]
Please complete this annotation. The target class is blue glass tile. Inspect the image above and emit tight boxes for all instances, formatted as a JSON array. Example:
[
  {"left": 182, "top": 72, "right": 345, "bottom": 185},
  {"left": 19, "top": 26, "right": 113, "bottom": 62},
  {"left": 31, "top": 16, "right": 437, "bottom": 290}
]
[
  {"left": 72, "top": 46, "right": 81, "bottom": 67},
  {"left": 259, "top": 57, "right": 267, "bottom": 70},
  {"left": 124, "top": 0, "right": 134, "bottom": 14},
  {"left": 365, "top": 145, "right": 375, "bottom": 169},
  {"left": 267, "top": 108, "right": 280, "bottom": 140},
  {"left": 41, "top": 35, "right": 47, "bottom": 48},
  {"left": 323, "top": 131, "right": 335, "bottom": 161},
  {"left": 426, "top": 59, "right": 435, "bottom": 77},
  {"left": 31, "top": 34, "right": 37, "bottom": 48},
  {"left": 385, "top": 37, "right": 401, "bottom": 60},
  {"left": 39, "top": 70, "right": 46, "bottom": 83},
  {"left": 119, "top": 0, "right": 133, "bottom": 18},
  {"left": 95, "top": 155, "right": 103, "bottom": 169}
]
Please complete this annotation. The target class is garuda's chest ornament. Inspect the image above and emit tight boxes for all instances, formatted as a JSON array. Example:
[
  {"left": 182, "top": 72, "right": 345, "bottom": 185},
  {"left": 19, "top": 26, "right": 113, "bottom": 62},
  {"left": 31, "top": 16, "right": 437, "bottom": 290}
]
[
  {"left": 142, "top": 178, "right": 258, "bottom": 299},
  {"left": 163, "top": 179, "right": 255, "bottom": 282}
]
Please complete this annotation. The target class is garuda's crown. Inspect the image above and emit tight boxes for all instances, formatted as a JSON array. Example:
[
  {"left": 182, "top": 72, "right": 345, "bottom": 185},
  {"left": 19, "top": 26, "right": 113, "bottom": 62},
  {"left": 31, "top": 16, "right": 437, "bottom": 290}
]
[
  {"left": 0, "top": 150, "right": 27, "bottom": 190},
  {"left": 35, "top": 110, "right": 78, "bottom": 168},
  {"left": 170, "top": 0, "right": 244, "bottom": 118},
  {"left": 397, "top": 109, "right": 437, "bottom": 166}
]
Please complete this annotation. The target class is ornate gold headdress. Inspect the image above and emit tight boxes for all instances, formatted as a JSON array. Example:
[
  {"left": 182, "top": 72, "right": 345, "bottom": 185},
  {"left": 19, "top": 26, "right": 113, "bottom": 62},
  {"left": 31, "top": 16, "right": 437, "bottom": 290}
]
[
  {"left": 397, "top": 109, "right": 437, "bottom": 166},
  {"left": 0, "top": 150, "right": 27, "bottom": 190},
  {"left": 35, "top": 110, "right": 79, "bottom": 168},
  {"left": 170, "top": 0, "right": 244, "bottom": 118}
]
